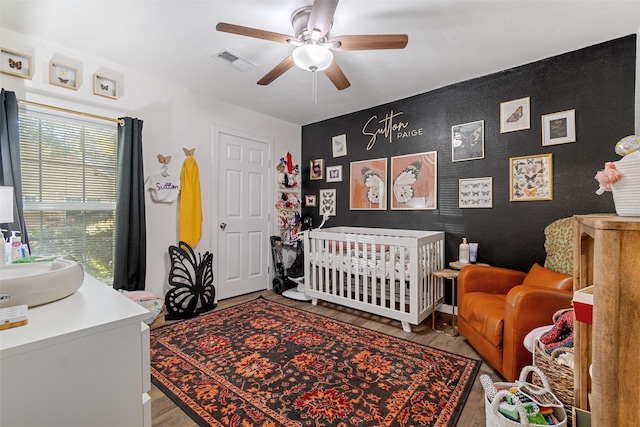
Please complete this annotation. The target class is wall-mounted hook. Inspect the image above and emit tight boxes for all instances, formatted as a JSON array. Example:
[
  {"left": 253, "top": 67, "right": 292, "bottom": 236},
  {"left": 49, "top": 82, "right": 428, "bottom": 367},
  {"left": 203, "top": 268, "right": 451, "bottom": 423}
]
[{"left": 183, "top": 147, "right": 195, "bottom": 157}]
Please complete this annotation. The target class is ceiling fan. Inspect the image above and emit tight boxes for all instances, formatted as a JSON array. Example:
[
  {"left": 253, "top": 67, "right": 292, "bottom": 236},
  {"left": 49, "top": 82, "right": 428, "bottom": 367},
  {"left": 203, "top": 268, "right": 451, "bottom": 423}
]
[{"left": 216, "top": 0, "right": 408, "bottom": 90}]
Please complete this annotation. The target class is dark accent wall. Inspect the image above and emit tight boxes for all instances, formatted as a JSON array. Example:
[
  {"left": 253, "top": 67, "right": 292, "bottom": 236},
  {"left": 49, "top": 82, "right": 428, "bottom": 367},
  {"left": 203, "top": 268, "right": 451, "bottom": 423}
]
[{"left": 301, "top": 35, "right": 636, "bottom": 273}]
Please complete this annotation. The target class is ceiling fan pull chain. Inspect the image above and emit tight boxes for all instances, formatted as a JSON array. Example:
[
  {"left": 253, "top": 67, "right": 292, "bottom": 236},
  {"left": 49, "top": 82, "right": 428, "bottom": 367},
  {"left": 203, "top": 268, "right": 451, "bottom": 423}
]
[{"left": 312, "top": 69, "right": 318, "bottom": 104}]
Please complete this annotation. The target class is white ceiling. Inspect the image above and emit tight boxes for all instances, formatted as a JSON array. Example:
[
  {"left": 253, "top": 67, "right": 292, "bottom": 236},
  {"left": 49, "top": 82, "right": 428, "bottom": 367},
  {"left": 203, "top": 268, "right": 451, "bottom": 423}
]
[{"left": 1, "top": 0, "right": 639, "bottom": 125}]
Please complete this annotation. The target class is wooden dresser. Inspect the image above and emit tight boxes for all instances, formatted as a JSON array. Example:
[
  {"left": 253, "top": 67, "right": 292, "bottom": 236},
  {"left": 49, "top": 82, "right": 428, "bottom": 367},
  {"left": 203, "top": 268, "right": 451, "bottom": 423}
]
[{"left": 573, "top": 214, "right": 640, "bottom": 426}]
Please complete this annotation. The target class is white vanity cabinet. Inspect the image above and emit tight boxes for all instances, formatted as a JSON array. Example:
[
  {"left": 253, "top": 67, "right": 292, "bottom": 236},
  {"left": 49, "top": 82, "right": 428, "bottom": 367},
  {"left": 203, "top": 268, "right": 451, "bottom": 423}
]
[{"left": 0, "top": 274, "right": 151, "bottom": 427}]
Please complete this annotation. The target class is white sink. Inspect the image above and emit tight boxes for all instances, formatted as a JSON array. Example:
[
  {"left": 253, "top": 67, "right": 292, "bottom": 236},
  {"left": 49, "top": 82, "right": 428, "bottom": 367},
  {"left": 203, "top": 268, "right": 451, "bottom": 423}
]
[{"left": 0, "top": 255, "right": 85, "bottom": 308}]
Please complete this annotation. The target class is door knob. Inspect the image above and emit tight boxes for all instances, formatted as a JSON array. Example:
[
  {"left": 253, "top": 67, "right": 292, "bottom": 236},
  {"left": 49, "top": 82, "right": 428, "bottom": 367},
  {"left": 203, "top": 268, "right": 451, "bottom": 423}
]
[{"left": 220, "top": 222, "right": 227, "bottom": 230}]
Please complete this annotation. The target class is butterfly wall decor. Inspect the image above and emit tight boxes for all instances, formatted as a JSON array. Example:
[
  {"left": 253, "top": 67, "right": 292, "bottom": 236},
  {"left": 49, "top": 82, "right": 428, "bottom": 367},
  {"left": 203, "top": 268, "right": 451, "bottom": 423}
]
[
  {"left": 390, "top": 152, "right": 437, "bottom": 210},
  {"left": 319, "top": 189, "right": 336, "bottom": 216},
  {"left": 350, "top": 158, "right": 387, "bottom": 210},
  {"left": 459, "top": 177, "right": 493, "bottom": 208},
  {"left": 500, "top": 97, "right": 531, "bottom": 133},
  {"left": 8, "top": 58, "right": 22, "bottom": 70},
  {"left": 509, "top": 153, "right": 553, "bottom": 201}
]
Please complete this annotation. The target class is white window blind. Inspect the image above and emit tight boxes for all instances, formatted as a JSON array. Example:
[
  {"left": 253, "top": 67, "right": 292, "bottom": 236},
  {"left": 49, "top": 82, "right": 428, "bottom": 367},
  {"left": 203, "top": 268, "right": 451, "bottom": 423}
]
[{"left": 18, "top": 109, "right": 118, "bottom": 284}]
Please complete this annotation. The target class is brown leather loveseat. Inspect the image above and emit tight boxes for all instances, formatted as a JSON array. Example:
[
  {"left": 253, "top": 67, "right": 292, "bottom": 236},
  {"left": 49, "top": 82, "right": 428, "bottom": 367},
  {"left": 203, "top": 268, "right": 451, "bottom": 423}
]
[{"left": 457, "top": 263, "right": 573, "bottom": 381}]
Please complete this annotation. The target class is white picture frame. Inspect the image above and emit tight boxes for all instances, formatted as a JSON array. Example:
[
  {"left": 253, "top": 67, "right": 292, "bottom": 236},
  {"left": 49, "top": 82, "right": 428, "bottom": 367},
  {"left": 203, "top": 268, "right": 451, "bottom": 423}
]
[
  {"left": 319, "top": 189, "right": 336, "bottom": 216},
  {"left": 326, "top": 165, "right": 343, "bottom": 182},
  {"left": 452, "top": 120, "right": 484, "bottom": 162},
  {"left": 500, "top": 97, "right": 530, "bottom": 133},
  {"left": 459, "top": 177, "right": 493, "bottom": 208},
  {"left": 332, "top": 134, "right": 347, "bottom": 158},
  {"left": 542, "top": 109, "right": 576, "bottom": 146}
]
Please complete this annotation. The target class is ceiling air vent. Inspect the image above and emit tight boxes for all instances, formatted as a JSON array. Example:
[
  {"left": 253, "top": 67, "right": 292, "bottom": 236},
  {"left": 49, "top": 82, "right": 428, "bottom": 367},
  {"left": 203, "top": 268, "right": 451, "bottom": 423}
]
[{"left": 214, "top": 49, "right": 256, "bottom": 72}]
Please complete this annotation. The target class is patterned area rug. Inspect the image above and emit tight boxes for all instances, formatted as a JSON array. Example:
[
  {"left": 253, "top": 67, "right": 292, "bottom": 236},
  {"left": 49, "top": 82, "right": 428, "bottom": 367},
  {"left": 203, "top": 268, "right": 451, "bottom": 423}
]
[{"left": 150, "top": 297, "right": 480, "bottom": 426}]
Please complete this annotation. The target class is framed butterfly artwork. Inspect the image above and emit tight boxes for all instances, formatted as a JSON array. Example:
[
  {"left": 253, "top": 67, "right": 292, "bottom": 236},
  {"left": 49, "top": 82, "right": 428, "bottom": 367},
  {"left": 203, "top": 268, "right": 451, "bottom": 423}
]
[
  {"left": 509, "top": 153, "right": 553, "bottom": 201},
  {"left": 350, "top": 158, "right": 387, "bottom": 210},
  {"left": 459, "top": 177, "right": 492, "bottom": 208},
  {"left": 452, "top": 120, "right": 484, "bottom": 162},
  {"left": 390, "top": 151, "right": 438, "bottom": 210},
  {"left": 542, "top": 109, "right": 576, "bottom": 146},
  {"left": 49, "top": 61, "right": 79, "bottom": 90},
  {"left": 500, "top": 97, "right": 530, "bottom": 133},
  {"left": 326, "top": 165, "right": 343, "bottom": 182},
  {"left": 0, "top": 47, "right": 33, "bottom": 80},
  {"left": 305, "top": 194, "right": 317, "bottom": 207},
  {"left": 332, "top": 134, "right": 347, "bottom": 158},
  {"left": 319, "top": 189, "right": 336, "bottom": 216},
  {"left": 93, "top": 73, "right": 118, "bottom": 99}
]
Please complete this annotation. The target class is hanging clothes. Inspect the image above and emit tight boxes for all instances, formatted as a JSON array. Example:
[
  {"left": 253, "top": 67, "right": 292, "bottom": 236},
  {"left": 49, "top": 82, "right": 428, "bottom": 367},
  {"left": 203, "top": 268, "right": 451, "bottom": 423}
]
[
  {"left": 179, "top": 152, "right": 202, "bottom": 247},
  {"left": 145, "top": 173, "right": 180, "bottom": 204}
]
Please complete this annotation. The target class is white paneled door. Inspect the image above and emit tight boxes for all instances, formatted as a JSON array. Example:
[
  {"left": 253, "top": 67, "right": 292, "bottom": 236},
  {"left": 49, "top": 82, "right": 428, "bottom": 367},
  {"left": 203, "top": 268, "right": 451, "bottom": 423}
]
[{"left": 216, "top": 130, "right": 271, "bottom": 300}]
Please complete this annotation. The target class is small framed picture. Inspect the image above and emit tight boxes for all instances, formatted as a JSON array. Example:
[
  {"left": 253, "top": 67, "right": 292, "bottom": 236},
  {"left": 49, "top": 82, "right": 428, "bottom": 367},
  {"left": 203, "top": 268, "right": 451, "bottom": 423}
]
[
  {"left": 332, "top": 134, "right": 347, "bottom": 157},
  {"left": 500, "top": 97, "right": 530, "bottom": 133},
  {"left": 49, "top": 62, "right": 78, "bottom": 90},
  {"left": 452, "top": 120, "right": 484, "bottom": 162},
  {"left": 459, "top": 177, "right": 493, "bottom": 208},
  {"left": 310, "top": 159, "right": 324, "bottom": 180},
  {"left": 0, "top": 47, "right": 33, "bottom": 79},
  {"left": 305, "top": 194, "right": 317, "bottom": 207},
  {"left": 319, "top": 189, "right": 336, "bottom": 216},
  {"left": 542, "top": 109, "right": 576, "bottom": 146},
  {"left": 93, "top": 74, "right": 118, "bottom": 99},
  {"left": 510, "top": 153, "right": 553, "bottom": 201},
  {"left": 326, "top": 165, "right": 343, "bottom": 183}
]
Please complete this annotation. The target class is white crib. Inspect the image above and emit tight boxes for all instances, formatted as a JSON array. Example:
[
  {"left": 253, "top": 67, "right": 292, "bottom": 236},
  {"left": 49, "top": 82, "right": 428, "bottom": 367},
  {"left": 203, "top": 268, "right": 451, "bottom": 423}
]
[{"left": 302, "top": 227, "right": 445, "bottom": 332}]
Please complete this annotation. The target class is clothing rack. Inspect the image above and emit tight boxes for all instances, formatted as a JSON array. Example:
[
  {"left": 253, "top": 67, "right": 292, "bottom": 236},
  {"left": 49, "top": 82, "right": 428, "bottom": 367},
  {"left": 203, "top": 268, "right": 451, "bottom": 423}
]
[{"left": 17, "top": 99, "right": 124, "bottom": 126}]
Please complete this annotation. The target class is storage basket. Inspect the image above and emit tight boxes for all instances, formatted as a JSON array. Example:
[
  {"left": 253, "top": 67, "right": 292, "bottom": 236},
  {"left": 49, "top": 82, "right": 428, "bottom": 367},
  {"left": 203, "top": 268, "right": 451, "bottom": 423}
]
[
  {"left": 533, "top": 342, "right": 574, "bottom": 426},
  {"left": 484, "top": 366, "right": 567, "bottom": 427},
  {"left": 611, "top": 152, "right": 640, "bottom": 217}
]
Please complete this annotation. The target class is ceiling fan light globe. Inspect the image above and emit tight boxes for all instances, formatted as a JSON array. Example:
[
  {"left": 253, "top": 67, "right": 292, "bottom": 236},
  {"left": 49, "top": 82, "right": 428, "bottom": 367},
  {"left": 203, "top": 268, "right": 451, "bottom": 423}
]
[{"left": 292, "top": 44, "right": 333, "bottom": 71}]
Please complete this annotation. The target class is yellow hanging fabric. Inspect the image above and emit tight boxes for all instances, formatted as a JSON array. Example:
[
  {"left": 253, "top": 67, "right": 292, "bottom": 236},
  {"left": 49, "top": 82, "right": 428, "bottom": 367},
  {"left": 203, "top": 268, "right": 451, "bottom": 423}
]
[{"left": 179, "top": 154, "right": 202, "bottom": 247}]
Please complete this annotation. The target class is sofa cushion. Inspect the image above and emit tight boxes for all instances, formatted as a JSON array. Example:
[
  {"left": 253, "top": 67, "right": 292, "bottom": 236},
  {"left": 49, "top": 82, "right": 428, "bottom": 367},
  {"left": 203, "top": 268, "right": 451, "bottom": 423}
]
[
  {"left": 459, "top": 292, "right": 506, "bottom": 348},
  {"left": 521, "top": 263, "right": 573, "bottom": 291}
]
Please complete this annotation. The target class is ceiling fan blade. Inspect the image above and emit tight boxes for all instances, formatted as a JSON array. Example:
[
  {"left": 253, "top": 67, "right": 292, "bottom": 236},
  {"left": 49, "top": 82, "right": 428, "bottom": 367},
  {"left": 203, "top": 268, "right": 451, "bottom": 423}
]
[
  {"left": 257, "top": 56, "right": 295, "bottom": 86},
  {"left": 307, "top": 0, "right": 339, "bottom": 39},
  {"left": 329, "top": 34, "right": 408, "bottom": 51},
  {"left": 216, "top": 22, "right": 294, "bottom": 44},
  {"left": 324, "top": 60, "right": 350, "bottom": 90}
]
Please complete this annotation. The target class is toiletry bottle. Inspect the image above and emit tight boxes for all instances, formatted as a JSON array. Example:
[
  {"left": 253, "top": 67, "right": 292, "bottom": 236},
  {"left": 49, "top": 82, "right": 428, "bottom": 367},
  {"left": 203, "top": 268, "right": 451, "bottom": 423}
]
[
  {"left": 1, "top": 229, "right": 7, "bottom": 265},
  {"left": 10, "top": 231, "right": 22, "bottom": 262},
  {"left": 459, "top": 238, "right": 470, "bottom": 264}
]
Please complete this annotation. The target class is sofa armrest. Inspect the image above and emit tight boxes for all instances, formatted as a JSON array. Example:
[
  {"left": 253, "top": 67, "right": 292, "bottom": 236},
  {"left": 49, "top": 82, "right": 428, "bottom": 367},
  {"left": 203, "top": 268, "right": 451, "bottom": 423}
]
[
  {"left": 458, "top": 265, "right": 527, "bottom": 295},
  {"left": 502, "top": 285, "right": 574, "bottom": 381}
]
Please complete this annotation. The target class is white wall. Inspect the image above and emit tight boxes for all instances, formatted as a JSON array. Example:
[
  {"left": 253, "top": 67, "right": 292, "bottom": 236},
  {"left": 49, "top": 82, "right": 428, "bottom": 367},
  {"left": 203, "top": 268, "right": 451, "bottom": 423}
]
[{"left": 0, "top": 28, "right": 301, "bottom": 299}]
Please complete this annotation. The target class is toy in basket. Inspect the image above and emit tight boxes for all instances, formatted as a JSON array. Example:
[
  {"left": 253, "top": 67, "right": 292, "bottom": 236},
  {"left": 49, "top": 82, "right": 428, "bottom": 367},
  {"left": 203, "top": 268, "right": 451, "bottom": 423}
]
[{"left": 481, "top": 366, "right": 567, "bottom": 426}]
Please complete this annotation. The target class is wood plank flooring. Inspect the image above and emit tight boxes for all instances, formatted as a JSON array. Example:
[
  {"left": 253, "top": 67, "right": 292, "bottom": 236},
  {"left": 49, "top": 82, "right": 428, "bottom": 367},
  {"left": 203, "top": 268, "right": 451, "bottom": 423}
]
[{"left": 151, "top": 290, "right": 499, "bottom": 426}]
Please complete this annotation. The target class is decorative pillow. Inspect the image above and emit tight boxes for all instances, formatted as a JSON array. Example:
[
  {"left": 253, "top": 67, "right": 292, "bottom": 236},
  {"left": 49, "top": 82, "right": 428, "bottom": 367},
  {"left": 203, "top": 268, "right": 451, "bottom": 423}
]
[
  {"left": 544, "top": 217, "right": 574, "bottom": 275},
  {"left": 521, "top": 263, "right": 573, "bottom": 291}
]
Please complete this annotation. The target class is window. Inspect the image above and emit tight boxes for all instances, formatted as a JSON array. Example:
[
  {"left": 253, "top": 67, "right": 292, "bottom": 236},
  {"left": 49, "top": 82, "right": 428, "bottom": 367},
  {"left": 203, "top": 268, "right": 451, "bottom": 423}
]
[{"left": 19, "top": 109, "right": 118, "bottom": 284}]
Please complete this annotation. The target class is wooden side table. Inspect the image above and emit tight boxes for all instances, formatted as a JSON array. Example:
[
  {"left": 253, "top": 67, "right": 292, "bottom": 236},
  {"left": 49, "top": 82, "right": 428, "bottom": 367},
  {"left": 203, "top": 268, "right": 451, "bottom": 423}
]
[
  {"left": 449, "top": 261, "right": 489, "bottom": 270},
  {"left": 431, "top": 268, "right": 460, "bottom": 336}
]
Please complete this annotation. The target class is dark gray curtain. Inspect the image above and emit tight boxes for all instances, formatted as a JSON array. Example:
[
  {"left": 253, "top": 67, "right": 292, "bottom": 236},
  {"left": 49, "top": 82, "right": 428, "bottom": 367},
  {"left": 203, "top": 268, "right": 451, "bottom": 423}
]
[
  {"left": 0, "top": 89, "right": 29, "bottom": 248},
  {"left": 113, "top": 117, "right": 146, "bottom": 290}
]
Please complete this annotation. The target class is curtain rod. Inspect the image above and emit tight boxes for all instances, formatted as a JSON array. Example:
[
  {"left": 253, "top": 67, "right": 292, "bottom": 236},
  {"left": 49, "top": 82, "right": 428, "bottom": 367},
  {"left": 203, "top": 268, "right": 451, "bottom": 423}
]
[{"left": 18, "top": 99, "right": 124, "bottom": 126}]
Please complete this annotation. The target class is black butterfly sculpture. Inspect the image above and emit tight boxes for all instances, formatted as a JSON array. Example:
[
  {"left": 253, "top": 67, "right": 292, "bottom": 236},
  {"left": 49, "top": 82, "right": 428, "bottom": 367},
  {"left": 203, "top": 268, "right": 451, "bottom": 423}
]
[{"left": 165, "top": 241, "right": 216, "bottom": 319}]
